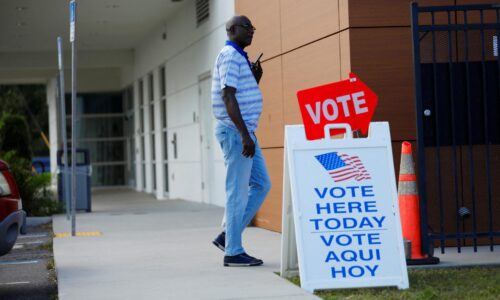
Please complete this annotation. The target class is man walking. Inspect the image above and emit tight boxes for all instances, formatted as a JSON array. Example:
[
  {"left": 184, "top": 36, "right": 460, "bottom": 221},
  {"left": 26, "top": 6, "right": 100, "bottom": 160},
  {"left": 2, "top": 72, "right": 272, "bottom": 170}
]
[{"left": 211, "top": 15, "right": 271, "bottom": 267}]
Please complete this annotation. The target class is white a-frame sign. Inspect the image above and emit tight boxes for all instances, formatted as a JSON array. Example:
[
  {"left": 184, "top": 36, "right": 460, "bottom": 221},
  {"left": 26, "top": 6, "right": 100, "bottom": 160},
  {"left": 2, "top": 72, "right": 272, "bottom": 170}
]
[{"left": 281, "top": 122, "right": 409, "bottom": 293}]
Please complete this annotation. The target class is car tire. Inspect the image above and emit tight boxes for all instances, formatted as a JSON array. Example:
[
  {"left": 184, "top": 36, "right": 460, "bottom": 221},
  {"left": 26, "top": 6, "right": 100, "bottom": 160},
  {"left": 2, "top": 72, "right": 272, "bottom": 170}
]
[{"left": 0, "top": 223, "right": 18, "bottom": 256}]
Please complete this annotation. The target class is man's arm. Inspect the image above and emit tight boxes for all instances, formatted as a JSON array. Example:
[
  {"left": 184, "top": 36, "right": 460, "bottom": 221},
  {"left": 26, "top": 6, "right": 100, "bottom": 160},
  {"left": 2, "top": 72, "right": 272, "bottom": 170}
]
[{"left": 222, "top": 86, "right": 255, "bottom": 158}]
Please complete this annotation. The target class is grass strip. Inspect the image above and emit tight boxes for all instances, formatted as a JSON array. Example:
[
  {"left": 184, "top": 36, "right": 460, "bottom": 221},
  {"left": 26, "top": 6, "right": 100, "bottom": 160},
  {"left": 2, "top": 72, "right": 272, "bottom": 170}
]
[{"left": 288, "top": 266, "right": 500, "bottom": 300}]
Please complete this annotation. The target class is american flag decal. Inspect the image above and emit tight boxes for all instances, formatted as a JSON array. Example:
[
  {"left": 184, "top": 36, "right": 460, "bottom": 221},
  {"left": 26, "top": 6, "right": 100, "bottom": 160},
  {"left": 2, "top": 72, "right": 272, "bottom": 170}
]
[{"left": 315, "top": 152, "right": 371, "bottom": 182}]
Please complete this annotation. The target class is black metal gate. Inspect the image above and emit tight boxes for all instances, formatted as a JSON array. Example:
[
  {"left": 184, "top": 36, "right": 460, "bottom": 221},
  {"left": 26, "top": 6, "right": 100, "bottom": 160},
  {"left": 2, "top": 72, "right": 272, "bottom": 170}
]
[{"left": 411, "top": 3, "right": 500, "bottom": 254}]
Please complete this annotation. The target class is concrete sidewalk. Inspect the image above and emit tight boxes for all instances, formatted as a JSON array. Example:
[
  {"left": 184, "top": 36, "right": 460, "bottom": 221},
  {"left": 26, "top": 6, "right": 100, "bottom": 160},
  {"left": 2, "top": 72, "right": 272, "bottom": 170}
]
[
  {"left": 413, "top": 245, "right": 500, "bottom": 268},
  {"left": 53, "top": 189, "right": 319, "bottom": 300}
]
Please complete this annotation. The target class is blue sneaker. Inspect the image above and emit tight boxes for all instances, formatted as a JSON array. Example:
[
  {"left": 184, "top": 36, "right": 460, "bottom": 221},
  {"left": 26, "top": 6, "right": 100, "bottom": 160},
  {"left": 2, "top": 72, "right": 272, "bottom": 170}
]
[
  {"left": 212, "top": 232, "right": 225, "bottom": 251},
  {"left": 224, "top": 253, "right": 263, "bottom": 267},
  {"left": 240, "top": 252, "right": 261, "bottom": 261}
]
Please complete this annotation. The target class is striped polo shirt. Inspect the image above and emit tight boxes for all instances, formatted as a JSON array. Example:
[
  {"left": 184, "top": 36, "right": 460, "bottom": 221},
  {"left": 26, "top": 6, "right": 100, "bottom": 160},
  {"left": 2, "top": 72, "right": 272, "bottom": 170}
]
[{"left": 211, "top": 43, "right": 262, "bottom": 132}]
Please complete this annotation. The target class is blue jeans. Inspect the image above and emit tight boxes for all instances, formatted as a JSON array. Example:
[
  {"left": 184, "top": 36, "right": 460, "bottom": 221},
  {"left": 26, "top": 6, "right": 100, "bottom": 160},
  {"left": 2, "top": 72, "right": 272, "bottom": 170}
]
[{"left": 215, "top": 123, "right": 271, "bottom": 256}]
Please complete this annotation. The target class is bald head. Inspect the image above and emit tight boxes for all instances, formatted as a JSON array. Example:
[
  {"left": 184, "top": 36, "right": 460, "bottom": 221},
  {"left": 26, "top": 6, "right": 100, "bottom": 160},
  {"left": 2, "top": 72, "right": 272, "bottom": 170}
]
[
  {"left": 226, "top": 15, "right": 251, "bottom": 32},
  {"left": 225, "top": 15, "right": 255, "bottom": 48}
]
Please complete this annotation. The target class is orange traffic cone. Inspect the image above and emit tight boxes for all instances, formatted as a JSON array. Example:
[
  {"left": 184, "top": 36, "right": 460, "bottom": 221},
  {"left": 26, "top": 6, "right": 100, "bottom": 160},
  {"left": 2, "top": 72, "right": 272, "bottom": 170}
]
[{"left": 398, "top": 142, "right": 439, "bottom": 265}]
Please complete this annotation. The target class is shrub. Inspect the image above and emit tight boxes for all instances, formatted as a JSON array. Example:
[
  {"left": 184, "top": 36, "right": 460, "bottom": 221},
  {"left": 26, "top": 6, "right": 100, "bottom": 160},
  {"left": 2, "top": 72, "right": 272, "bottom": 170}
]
[
  {"left": 0, "top": 114, "right": 33, "bottom": 161},
  {"left": 0, "top": 151, "right": 63, "bottom": 216}
]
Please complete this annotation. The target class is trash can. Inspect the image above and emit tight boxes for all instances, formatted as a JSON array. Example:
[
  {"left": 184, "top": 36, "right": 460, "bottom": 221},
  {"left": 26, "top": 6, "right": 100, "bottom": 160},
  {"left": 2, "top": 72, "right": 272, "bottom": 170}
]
[{"left": 57, "top": 149, "right": 92, "bottom": 212}]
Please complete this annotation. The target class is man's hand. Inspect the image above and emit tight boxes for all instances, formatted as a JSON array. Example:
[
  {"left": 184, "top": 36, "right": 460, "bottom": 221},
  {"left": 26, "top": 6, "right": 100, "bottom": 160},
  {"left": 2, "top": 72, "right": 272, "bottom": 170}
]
[
  {"left": 241, "top": 133, "right": 255, "bottom": 158},
  {"left": 251, "top": 60, "right": 263, "bottom": 83}
]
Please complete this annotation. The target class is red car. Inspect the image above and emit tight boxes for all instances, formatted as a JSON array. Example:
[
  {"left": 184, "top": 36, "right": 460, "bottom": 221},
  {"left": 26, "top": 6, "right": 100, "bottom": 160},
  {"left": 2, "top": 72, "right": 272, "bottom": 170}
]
[{"left": 0, "top": 160, "right": 26, "bottom": 256}]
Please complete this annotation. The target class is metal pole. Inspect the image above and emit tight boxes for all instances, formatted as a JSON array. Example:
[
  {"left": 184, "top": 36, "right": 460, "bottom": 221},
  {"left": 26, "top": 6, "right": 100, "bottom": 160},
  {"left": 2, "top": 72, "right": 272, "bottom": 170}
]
[
  {"left": 57, "top": 37, "right": 71, "bottom": 220},
  {"left": 410, "top": 2, "right": 430, "bottom": 256},
  {"left": 70, "top": 0, "right": 77, "bottom": 236}
]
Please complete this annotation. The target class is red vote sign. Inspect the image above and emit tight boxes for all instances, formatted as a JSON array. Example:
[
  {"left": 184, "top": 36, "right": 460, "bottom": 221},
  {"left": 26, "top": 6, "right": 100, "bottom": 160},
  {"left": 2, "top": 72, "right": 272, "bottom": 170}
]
[{"left": 296, "top": 73, "right": 378, "bottom": 140}]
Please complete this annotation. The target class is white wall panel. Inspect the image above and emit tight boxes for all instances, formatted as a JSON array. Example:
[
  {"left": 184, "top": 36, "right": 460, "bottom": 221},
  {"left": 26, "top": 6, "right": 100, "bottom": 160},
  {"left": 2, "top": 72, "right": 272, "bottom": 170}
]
[
  {"left": 211, "top": 117, "right": 225, "bottom": 208},
  {"left": 167, "top": 125, "right": 201, "bottom": 163},
  {"left": 165, "top": 27, "right": 227, "bottom": 97},
  {"left": 134, "top": 0, "right": 234, "bottom": 81},
  {"left": 167, "top": 124, "right": 202, "bottom": 203},
  {"left": 121, "top": 65, "right": 134, "bottom": 90},
  {"left": 130, "top": 0, "right": 234, "bottom": 204},
  {"left": 73, "top": 68, "right": 123, "bottom": 93},
  {"left": 153, "top": 68, "right": 166, "bottom": 200},
  {"left": 168, "top": 162, "right": 203, "bottom": 202},
  {"left": 212, "top": 162, "right": 226, "bottom": 207},
  {"left": 167, "top": 86, "right": 198, "bottom": 128},
  {"left": 143, "top": 78, "right": 153, "bottom": 193},
  {"left": 165, "top": 46, "right": 198, "bottom": 95},
  {"left": 133, "top": 80, "right": 143, "bottom": 191}
]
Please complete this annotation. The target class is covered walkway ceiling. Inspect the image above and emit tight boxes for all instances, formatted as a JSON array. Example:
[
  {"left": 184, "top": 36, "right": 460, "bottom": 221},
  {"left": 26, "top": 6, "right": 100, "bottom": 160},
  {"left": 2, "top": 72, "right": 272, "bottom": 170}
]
[{"left": 0, "top": 0, "right": 184, "bottom": 84}]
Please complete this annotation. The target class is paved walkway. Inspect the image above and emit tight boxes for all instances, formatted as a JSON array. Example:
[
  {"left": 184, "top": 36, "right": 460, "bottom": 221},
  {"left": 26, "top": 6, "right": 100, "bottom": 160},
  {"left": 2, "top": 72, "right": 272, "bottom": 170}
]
[
  {"left": 53, "top": 189, "right": 500, "bottom": 299},
  {"left": 53, "top": 189, "right": 319, "bottom": 300},
  {"left": 414, "top": 245, "right": 500, "bottom": 268}
]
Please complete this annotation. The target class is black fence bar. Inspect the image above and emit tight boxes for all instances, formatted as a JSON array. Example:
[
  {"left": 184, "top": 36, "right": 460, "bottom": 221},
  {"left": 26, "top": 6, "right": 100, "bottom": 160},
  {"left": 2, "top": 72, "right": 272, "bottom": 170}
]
[
  {"left": 411, "top": 2, "right": 431, "bottom": 257},
  {"left": 462, "top": 10, "right": 479, "bottom": 252},
  {"left": 419, "top": 4, "right": 500, "bottom": 12},
  {"left": 497, "top": 8, "right": 500, "bottom": 250},
  {"left": 479, "top": 10, "right": 494, "bottom": 252},
  {"left": 430, "top": 232, "right": 500, "bottom": 240},
  {"left": 446, "top": 10, "right": 462, "bottom": 253},
  {"left": 430, "top": 11, "right": 446, "bottom": 254},
  {"left": 420, "top": 24, "right": 500, "bottom": 31}
]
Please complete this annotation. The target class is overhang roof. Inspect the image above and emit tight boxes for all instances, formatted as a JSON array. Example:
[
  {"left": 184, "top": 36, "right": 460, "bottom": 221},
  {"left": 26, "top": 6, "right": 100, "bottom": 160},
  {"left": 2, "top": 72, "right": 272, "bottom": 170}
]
[
  {"left": 0, "top": 0, "right": 185, "bottom": 84},
  {"left": 0, "top": 0, "right": 183, "bottom": 52}
]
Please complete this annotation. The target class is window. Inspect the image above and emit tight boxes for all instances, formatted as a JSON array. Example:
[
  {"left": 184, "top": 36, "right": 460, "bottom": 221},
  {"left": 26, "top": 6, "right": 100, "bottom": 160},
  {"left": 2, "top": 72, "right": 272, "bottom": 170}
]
[
  {"left": 125, "top": 85, "right": 134, "bottom": 111},
  {"left": 124, "top": 85, "right": 135, "bottom": 187},
  {"left": 139, "top": 80, "right": 146, "bottom": 190},
  {"left": 139, "top": 80, "right": 144, "bottom": 133},
  {"left": 0, "top": 172, "right": 12, "bottom": 196},
  {"left": 148, "top": 73, "right": 156, "bottom": 191},
  {"left": 196, "top": 0, "right": 209, "bottom": 26},
  {"left": 65, "top": 92, "right": 126, "bottom": 187},
  {"left": 160, "top": 66, "right": 166, "bottom": 99},
  {"left": 91, "top": 165, "right": 126, "bottom": 187},
  {"left": 160, "top": 66, "right": 169, "bottom": 194}
]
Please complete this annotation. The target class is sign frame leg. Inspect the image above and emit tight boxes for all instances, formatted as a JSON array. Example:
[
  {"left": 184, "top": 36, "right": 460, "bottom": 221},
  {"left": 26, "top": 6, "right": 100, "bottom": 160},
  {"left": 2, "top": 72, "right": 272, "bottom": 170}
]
[{"left": 280, "top": 138, "right": 299, "bottom": 279}]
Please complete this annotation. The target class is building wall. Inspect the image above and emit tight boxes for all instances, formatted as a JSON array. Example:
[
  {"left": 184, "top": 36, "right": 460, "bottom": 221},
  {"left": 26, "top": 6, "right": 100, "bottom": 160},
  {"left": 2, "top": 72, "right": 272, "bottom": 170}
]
[
  {"left": 128, "top": 0, "right": 234, "bottom": 205},
  {"left": 236, "top": 0, "right": 500, "bottom": 232},
  {"left": 236, "top": 0, "right": 346, "bottom": 232}
]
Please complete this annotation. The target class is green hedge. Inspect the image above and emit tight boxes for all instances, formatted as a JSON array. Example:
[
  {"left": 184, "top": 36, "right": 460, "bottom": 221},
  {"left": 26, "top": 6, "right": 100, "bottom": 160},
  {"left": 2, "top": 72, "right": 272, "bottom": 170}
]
[
  {"left": 0, "top": 113, "right": 33, "bottom": 161},
  {"left": 1, "top": 151, "right": 63, "bottom": 216}
]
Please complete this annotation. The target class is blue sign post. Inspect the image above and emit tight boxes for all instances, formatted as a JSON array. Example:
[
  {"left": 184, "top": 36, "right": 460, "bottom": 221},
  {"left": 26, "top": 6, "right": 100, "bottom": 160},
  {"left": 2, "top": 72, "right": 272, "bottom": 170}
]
[
  {"left": 70, "top": 1, "right": 76, "bottom": 42},
  {"left": 69, "top": 0, "right": 77, "bottom": 236}
]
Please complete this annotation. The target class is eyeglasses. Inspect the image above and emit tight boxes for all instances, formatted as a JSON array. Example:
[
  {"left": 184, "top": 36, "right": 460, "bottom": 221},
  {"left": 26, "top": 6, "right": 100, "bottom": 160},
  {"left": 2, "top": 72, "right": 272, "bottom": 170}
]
[{"left": 234, "top": 24, "right": 256, "bottom": 31}]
